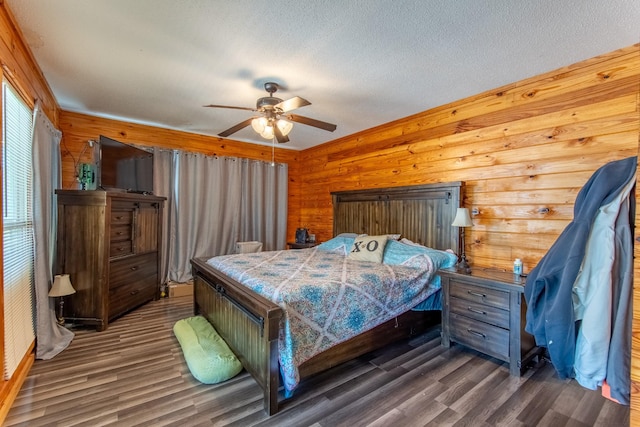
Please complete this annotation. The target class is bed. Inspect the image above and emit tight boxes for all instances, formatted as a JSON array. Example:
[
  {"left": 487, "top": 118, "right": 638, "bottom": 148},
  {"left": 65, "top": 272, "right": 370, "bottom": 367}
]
[{"left": 191, "top": 182, "right": 463, "bottom": 415}]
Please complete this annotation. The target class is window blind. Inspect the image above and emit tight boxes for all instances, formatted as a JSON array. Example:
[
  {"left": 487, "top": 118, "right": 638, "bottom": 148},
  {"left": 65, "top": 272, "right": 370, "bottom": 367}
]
[{"left": 2, "top": 81, "right": 35, "bottom": 379}]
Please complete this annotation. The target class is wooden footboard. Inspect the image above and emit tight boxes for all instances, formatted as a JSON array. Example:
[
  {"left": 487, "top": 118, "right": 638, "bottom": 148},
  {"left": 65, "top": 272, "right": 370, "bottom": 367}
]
[{"left": 191, "top": 257, "right": 282, "bottom": 415}]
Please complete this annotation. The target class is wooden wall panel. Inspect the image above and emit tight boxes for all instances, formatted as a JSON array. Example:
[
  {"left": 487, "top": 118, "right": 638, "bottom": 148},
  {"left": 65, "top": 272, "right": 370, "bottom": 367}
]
[
  {"left": 0, "top": 3, "right": 59, "bottom": 423},
  {"left": 57, "top": 111, "right": 302, "bottom": 239},
  {"left": 0, "top": 4, "right": 57, "bottom": 119},
  {"left": 58, "top": 111, "right": 299, "bottom": 189},
  {"left": 1, "top": 0, "right": 639, "bottom": 420},
  {"left": 294, "top": 45, "right": 639, "bottom": 267},
  {"left": 289, "top": 43, "right": 640, "bottom": 421}
]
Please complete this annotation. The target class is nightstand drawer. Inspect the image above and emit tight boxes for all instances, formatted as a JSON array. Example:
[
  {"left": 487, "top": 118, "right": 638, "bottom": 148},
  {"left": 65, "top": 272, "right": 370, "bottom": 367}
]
[
  {"left": 449, "top": 281, "right": 509, "bottom": 310},
  {"left": 449, "top": 312, "right": 509, "bottom": 360},
  {"left": 450, "top": 296, "right": 510, "bottom": 329}
]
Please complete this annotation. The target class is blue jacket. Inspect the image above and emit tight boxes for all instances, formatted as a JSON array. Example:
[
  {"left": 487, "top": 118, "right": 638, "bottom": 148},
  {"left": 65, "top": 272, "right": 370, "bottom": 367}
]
[{"left": 524, "top": 156, "right": 637, "bottom": 379}]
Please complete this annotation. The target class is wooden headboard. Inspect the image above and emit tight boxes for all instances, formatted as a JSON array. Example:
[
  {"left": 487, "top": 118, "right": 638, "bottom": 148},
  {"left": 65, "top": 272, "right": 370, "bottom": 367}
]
[{"left": 331, "top": 182, "right": 463, "bottom": 255}]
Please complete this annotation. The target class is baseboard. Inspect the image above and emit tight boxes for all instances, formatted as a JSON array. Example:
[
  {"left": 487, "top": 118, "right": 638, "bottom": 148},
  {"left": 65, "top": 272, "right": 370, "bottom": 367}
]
[{"left": 0, "top": 341, "right": 35, "bottom": 424}]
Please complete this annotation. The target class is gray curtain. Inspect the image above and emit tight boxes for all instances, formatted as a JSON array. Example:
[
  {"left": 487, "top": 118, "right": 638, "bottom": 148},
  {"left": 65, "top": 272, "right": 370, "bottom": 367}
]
[
  {"left": 153, "top": 149, "right": 173, "bottom": 285},
  {"left": 153, "top": 149, "right": 287, "bottom": 283},
  {"left": 240, "top": 159, "right": 288, "bottom": 251},
  {"left": 32, "top": 100, "right": 73, "bottom": 359}
]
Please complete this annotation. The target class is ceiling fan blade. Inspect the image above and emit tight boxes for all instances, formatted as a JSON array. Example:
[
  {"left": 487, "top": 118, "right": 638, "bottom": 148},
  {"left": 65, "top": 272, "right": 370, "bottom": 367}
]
[
  {"left": 275, "top": 96, "right": 311, "bottom": 113},
  {"left": 286, "top": 114, "right": 337, "bottom": 132},
  {"left": 274, "top": 125, "right": 290, "bottom": 144},
  {"left": 204, "top": 104, "right": 256, "bottom": 112},
  {"left": 218, "top": 118, "right": 254, "bottom": 137}
]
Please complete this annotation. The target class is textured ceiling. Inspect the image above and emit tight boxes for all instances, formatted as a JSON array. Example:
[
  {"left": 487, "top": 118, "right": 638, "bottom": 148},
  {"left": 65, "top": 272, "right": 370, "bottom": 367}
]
[{"left": 6, "top": 0, "right": 640, "bottom": 150}]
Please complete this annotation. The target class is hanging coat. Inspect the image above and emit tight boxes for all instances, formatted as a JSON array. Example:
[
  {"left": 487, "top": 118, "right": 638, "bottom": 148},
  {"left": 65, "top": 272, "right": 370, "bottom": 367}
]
[{"left": 523, "top": 156, "right": 637, "bottom": 379}]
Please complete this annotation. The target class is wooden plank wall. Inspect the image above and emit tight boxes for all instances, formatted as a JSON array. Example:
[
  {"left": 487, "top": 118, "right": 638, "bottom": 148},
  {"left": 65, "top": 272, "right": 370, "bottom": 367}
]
[
  {"left": 295, "top": 45, "right": 638, "bottom": 272},
  {"left": 1, "top": 0, "right": 639, "bottom": 420},
  {"left": 58, "top": 111, "right": 299, "bottom": 190},
  {"left": 62, "top": 46, "right": 637, "bottom": 418},
  {"left": 292, "top": 44, "right": 640, "bottom": 422},
  {"left": 0, "top": 2, "right": 60, "bottom": 422}
]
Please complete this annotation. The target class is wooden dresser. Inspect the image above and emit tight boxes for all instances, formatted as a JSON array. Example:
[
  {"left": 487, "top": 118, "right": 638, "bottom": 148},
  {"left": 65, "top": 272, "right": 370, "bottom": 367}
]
[
  {"left": 439, "top": 268, "right": 540, "bottom": 376},
  {"left": 55, "top": 190, "right": 165, "bottom": 331}
]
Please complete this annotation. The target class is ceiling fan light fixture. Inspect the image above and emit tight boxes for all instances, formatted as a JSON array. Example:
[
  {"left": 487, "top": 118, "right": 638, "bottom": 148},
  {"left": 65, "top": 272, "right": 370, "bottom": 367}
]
[
  {"left": 251, "top": 117, "right": 268, "bottom": 134},
  {"left": 276, "top": 119, "right": 293, "bottom": 136},
  {"left": 211, "top": 82, "right": 336, "bottom": 142},
  {"left": 260, "top": 125, "right": 275, "bottom": 140}
]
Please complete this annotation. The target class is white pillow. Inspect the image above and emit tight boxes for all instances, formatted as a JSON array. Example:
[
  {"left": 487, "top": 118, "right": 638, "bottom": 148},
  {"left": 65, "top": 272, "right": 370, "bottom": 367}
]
[{"left": 348, "top": 235, "right": 388, "bottom": 263}]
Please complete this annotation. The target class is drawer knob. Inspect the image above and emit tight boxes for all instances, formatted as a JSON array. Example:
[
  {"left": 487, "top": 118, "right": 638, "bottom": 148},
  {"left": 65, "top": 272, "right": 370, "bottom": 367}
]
[
  {"left": 130, "top": 266, "right": 138, "bottom": 271},
  {"left": 130, "top": 290, "right": 139, "bottom": 295},
  {"left": 468, "top": 307, "right": 487, "bottom": 315},
  {"left": 467, "top": 328, "right": 486, "bottom": 339},
  {"left": 467, "top": 290, "right": 486, "bottom": 298}
]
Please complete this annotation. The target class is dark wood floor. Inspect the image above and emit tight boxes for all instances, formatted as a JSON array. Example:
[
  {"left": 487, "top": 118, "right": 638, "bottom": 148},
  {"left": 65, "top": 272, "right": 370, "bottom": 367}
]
[{"left": 6, "top": 296, "right": 629, "bottom": 426}]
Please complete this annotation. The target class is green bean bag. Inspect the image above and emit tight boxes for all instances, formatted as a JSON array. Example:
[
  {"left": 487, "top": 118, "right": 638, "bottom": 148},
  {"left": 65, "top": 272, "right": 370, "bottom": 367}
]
[{"left": 173, "top": 315, "right": 242, "bottom": 384}]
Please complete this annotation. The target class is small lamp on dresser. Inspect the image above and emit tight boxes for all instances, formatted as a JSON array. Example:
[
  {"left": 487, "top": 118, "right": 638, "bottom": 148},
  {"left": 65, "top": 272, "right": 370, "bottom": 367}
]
[
  {"left": 451, "top": 207, "right": 473, "bottom": 273},
  {"left": 49, "top": 274, "right": 76, "bottom": 325}
]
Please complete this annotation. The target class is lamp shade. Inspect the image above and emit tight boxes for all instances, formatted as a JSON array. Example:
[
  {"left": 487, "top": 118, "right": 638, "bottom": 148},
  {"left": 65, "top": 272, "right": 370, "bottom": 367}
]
[
  {"left": 451, "top": 208, "right": 473, "bottom": 227},
  {"left": 260, "top": 125, "right": 274, "bottom": 139},
  {"left": 252, "top": 117, "right": 294, "bottom": 139},
  {"left": 49, "top": 274, "right": 76, "bottom": 297},
  {"left": 251, "top": 117, "right": 268, "bottom": 134},
  {"left": 276, "top": 119, "right": 293, "bottom": 136}
]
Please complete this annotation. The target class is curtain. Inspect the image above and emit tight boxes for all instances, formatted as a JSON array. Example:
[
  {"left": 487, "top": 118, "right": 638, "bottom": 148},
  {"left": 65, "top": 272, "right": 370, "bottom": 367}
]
[
  {"left": 240, "top": 159, "right": 288, "bottom": 251},
  {"left": 153, "top": 148, "right": 173, "bottom": 285},
  {"left": 153, "top": 150, "right": 288, "bottom": 283},
  {"left": 32, "top": 100, "right": 73, "bottom": 359}
]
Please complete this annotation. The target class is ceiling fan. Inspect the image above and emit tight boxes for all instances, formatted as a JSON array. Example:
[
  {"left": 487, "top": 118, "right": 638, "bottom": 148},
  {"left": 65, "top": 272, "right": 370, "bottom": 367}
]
[{"left": 205, "top": 82, "right": 337, "bottom": 143}]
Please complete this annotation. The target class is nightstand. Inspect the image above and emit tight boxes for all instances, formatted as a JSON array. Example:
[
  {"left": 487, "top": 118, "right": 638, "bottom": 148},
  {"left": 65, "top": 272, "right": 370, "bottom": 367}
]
[
  {"left": 287, "top": 241, "right": 319, "bottom": 249},
  {"left": 439, "top": 268, "right": 541, "bottom": 376}
]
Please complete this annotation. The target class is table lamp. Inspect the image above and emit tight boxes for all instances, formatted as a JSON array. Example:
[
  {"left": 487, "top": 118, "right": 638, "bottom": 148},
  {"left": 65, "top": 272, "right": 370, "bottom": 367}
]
[
  {"left": 451, "top": 207, "right": 473, "bottom": 273},
  {"left": 49, "top": 274, "right": 76, "bottom": 325}
]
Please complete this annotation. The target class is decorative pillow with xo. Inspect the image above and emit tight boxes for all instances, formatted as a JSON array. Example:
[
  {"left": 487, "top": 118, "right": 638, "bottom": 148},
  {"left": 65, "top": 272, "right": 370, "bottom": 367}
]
[{"left": 347, "top": 234, "right": 389, "bottom": 263}]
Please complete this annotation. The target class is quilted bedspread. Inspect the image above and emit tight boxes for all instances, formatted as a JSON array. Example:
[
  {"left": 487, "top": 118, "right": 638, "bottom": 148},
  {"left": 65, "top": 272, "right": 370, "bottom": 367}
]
[{"left": 206, "top": 246, "right": 444, "bottom": 393}]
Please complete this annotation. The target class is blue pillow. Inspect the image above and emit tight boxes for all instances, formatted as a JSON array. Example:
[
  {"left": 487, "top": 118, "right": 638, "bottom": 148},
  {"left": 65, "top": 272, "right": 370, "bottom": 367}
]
[
  {"left": 316, "top": 236, "right": 356, "bottom": 253},
  {"left": 382, "top": 239, "right": 457, "bottom": 269},
  {"left": 336, "top": 232, "right": 359, "bottom": 238}
]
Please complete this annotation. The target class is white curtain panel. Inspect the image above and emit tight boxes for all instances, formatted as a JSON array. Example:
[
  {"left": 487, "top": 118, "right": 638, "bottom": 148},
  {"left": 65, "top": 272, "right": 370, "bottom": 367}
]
[
  {"left": 32, "top": 100, "right": 74, "bottom": 359},
  {"left": 154, "top": 150, "right": 287, "bottom": 283}
]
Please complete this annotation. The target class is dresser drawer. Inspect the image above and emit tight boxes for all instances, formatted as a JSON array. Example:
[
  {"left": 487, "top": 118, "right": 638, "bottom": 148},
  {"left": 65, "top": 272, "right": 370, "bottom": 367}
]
[
  {"left": 110, "top": 209, "right": 133, "bottom": 226},
  {"left": 449, "top": 312, "right": 509, "bottom": 361},
  {"left": 110, "top": 240, "right": 133, "bottom": 258},
  {"left": 110, "top": 224, "right": 132, "bottom": 242},
  {"left": 449, "top": 280, "right": 509, "bottom": 310},
  {"left": 450, "top": 296, "right": 510, "bottom": 329},
  {"left": 109, "top": 273, "right": 157, "bottom": 319},
  {"left": 109, "top": 252, "right": 157, "bottom": 290}
]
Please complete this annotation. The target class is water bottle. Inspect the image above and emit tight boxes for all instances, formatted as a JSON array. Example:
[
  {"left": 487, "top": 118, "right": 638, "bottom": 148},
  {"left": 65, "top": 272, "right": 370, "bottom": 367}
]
[{"left": 513, "top": 258, "right": 523, "bottom": 276}]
